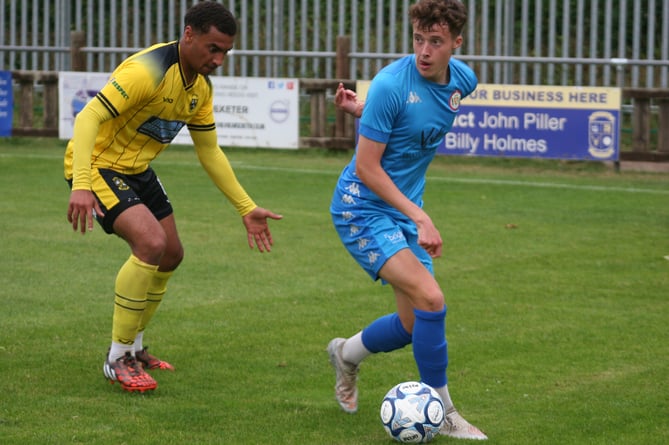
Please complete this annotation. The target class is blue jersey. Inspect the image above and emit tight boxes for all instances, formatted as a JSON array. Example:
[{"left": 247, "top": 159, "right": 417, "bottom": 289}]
[{"left": 331, "top": 55, "right": 477, "bottom": 219}]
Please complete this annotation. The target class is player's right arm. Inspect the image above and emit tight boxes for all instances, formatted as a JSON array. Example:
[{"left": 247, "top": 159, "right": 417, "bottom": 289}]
[
  {"left": 355, "top": 135, "right": 442, "bottom": 259},
  {"left": 67, "top": 101, "right": 110, "bottom": 233},
  {"left": 355, "top": 70, "right": 442, "bottom": 258},
  {"left": 67, "top": 58, "right": 157, "bottom": 234},
  {"left": 334, "top": 83, "right": 364, "bottom": 118}
]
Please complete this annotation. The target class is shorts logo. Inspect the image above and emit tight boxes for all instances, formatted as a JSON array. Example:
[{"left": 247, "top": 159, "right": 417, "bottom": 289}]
[
  {"left": 384, "top": 230, "right": 405, "bottom": 244},
  {"left": 367, "top": 251, "right": 380, "bottom": 265},
  {"left": 112, "top": 176, "right": 130, "bottom": 191},
  {"left": 349, "top": 224, "right": 360, "bottom": 236},
  {"left": 357, "top": 238, "right": 369, "bottom": 250},
  {"left": 449, "top": 90, "right": 462, "bottom": 111},
  {"left": 345, "top": 182, "right": 361, "bottom": 197},
  {"left": 341, "top": 194, "right": 356, "bottom": 205},
  {"left": 341, "top": 211, "right": 353, "bottom": 221}
]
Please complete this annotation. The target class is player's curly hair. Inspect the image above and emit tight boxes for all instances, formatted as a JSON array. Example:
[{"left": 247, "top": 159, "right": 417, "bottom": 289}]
[
  {"left": 409, "top": 0, "right": 468, "bottom": 37},
  {"left": 184, "top": 1, "right": 237, "bottom": 36}
]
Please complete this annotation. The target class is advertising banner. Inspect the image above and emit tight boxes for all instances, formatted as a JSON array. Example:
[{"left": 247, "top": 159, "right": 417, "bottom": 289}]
[
  {"left": 58, "top": 72, "right": 299, "bottom": 149},
  {"left": 0, "top": 71, "right": 14, "bottom": 136},
  {"left": 172, "top": 76, "right": 299, "bottom": 149},
  {"left": 58, "top": 71, "right": 110, "bottom": 139},
  {"left": 356, "top": 81, "right": 621, "bottom": 162}
]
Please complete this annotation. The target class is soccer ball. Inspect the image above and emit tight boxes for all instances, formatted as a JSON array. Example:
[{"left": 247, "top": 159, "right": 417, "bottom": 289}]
[{"left": 380, "top": 381, "right": 444, "bottom": 443}]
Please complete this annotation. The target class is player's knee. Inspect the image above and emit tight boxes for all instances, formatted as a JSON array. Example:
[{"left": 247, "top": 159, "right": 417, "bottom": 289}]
[
  {"left": 414, "top": 287, "right": 445, "bottom": 312},
  {"left": 131, "top": 232, "right": 169, "bottom": 265},
  {"left": 148, "top": 233, "right": 169, "bottom": 256},
  {"left": 424, "top": 295, "right": 445, "bottom": 312},
  {"left": 163, "top": 243, "right": 184, "bottom": 270}
]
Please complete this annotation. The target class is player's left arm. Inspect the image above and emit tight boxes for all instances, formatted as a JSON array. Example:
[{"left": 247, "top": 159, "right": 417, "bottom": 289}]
[{"left": 190, "top": 129, "right": 282, "bottom": 252}]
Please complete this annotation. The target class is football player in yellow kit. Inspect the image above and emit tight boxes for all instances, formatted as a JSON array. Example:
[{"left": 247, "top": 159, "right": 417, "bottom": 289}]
[{"left": 64, "top": 1, "right": 282, "bottom": 392}]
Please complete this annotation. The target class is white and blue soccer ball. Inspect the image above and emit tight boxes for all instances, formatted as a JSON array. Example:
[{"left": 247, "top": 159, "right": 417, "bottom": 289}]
[{"left": 380, "top": 381, "right": 444, "bottom": 443}]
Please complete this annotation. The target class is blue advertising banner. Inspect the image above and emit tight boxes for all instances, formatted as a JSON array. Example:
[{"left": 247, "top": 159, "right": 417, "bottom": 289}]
[
  {"left": 356, "top": 82, "right": 621, "bottom": 162},
  {"left": 0, "top": 71, "right": 13, "bottom": 136}
]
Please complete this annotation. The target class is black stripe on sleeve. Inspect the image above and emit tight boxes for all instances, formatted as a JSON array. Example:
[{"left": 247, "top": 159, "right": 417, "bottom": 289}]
[
  {"left": 96, "top": 92, "right": 120, "bottom": 118},
  {"left": 187, "top": 123, "right": 216, "bottom": 132}
]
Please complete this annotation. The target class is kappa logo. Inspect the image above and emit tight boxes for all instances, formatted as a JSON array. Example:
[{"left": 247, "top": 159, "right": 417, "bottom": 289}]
[
  {"left": 367, "top": 251, "right": 380, "bottom": 265},
  {"left": 407, "top": 91, "right": 422, "bottom": 104},
  {"left": 345, "top": 182, "right": 361, "bottom": 197},
  {"left": 341, "top": 194, "right": 356, "bottom": 205},
  {"left": 357, "top": 238, "right": 369, "bottom": 250}
]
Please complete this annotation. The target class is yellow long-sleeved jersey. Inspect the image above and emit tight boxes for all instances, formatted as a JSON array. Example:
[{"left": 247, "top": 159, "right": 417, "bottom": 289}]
[{"left": 64, "top": 41, "right": 256, "bottom": 216}]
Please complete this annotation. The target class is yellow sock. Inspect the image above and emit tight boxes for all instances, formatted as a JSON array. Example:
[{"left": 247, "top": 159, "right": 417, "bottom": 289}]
[
  {"left": 136, "top": 270, "right": 173, "bottom": 340},
  {"left": 111, "top": 255, "right": 158, "bottom": 346}
]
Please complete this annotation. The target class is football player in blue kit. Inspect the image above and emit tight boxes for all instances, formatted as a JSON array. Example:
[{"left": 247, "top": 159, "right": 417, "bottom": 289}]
[{"left": 327, "top": 0, "right": 487, "bottom": 440}]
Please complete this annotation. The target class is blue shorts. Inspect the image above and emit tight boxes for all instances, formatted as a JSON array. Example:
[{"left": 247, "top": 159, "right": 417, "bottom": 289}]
[{"left": 331, "top": 206, "right": 433, "bottom": 281}]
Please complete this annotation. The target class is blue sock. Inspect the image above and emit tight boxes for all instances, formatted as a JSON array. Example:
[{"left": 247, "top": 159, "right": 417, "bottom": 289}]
[
  {"left": 412, "top": 307, "right": 448, "bottom": 388},
  {"left": 361, "top": 313, "right": 412, "bottom": 353}
]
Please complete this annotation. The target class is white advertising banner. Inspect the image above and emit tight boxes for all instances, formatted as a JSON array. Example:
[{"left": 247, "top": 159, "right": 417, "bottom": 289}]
[
  {"left": 58, "top": 72, "right": 299, "bottom": 149},
  {"left": 58, "top": 71, "right": 110, "bottom": 139},
  {"left": 173, "top": 76, "right": 299, "bottom": 149}
]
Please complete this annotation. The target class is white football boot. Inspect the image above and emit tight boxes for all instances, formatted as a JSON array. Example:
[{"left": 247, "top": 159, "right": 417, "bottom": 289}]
[
  {"left": 327, "top": 337, "right": 359, "bottom": 414},
  {"left": 441, "top": 410, "right": 488, "bottom": 440}
]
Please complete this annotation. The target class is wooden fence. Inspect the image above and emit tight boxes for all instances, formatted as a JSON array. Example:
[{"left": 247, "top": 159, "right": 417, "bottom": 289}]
[{"left": 9, "top": 70, "right": 669, "bottom": 161}]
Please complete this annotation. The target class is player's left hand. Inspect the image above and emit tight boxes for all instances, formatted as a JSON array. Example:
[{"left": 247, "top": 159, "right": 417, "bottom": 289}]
[
  {"left": 242, "top": 207, "right": 283, "bottom": 252},
  {"left": 415, "top": 215, "right": 443, "bottom": 259}
]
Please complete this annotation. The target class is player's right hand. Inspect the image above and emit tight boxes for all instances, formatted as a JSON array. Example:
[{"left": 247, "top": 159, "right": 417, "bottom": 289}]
[
  {"left": 334, "top": 83, "right": 361, "bottom": 117},
  {"left": 67, "top": 189, "right": 105, "bottom": 234}
]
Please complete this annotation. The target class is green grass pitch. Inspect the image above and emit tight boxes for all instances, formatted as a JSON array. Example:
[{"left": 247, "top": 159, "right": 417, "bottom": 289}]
[{"left": 0, "top": 137, "right": 667, "bottom": 444}]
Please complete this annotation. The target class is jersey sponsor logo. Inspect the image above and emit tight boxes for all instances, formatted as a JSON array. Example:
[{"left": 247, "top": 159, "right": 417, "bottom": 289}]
[
  {"left": 109, "top": 77, "right": 129, "bottom": 100},
  {"left": 420, "top": 127, "right": 447, "bottom": 149},
  {"left": 449, "top": 90, "right": 462, "bottom": 111},
  {"left": 137, "top": 116, "right": 187, "bottom": 143}
]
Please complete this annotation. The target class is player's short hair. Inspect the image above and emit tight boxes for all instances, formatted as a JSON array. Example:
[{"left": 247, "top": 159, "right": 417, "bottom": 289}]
[
  {"left": 409, "top": 0, "right": 468, "bottom": 37},
  {"left": 185, "top": 1, "right": 237, "bottom": 36}
]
